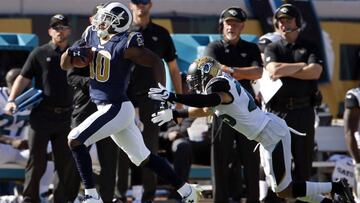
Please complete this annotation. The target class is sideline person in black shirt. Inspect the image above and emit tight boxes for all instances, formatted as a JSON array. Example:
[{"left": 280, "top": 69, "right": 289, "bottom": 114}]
[
  {"left": 4, "top": 14, "right": 79, "bottom": 203},
  {"left": 264, "top": 4, "right": 323, "bottom": 198},
  {"left": 116, "top": 0, "right": 183, "bottom": 201},
  {"left": 205, "top": 7, "right": 262, "bottom": 203}
]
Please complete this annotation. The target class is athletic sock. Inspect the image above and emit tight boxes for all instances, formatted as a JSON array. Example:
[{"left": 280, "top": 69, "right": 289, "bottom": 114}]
[
  {"left": 293, "top": 181, "right": 332, "bottom": 197},
  {"left": 71, "top": 144, "right": 94, "bottom": 188},
  {"left": 144, "top": 153, "right": 184, "bottom": 188}
]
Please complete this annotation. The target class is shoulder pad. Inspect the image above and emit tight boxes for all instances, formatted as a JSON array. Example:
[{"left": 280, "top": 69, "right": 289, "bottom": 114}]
[
  {"left": 345, "top": 88, "right": 360, "bottom": 108},
  {"left": 206, "top": 77, "right": 230, "bottom": 94},
  {"left": 127, "top": 32, "right": 144, "bottom": 48},
  {"left": 82, "top": 26, "right": 93, "bottom": 43}
]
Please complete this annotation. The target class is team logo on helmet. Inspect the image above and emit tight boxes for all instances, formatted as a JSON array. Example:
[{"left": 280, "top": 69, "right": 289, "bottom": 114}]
[
  {"left": 92, "top": 2, "right": 133, "bottom": 38},
  {"left": 186, "top": 56, "right": 221, "bottom": 93}
]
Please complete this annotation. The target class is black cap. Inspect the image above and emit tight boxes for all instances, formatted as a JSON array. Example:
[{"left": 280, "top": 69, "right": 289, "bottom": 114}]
[
  {"left": 275, "top": 4, "right": 300, "bottom": 20},
  {"left": 49, "top": 14, "right": 69, "bottom": 28},
  {"left": 131, "top": 0, "right": 151, "bottom": 4},
  {"left": 220, "top": 7, "right": 247, "bottom": 23}
]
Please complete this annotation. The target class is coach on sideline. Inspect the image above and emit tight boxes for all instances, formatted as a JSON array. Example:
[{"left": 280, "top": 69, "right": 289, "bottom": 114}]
[
  {"left": 263, "top": 5, "right": 323, "bottom": 202},
  {"left": 4, "top": 14, "right": 79, "bottom": 203},
  {"left": 205, "top": 6, "right": 263, "bottom": 203}
]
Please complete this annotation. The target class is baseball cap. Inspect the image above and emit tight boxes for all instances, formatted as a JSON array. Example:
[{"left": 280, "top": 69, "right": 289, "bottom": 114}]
[
  {"left": 131, "top": 0, "right": 151, "bottom": 4},
  {"left": 275, "top": 4, "right": 299, "bottom": 20},
  {"left": 220, "top": 7, "right": 247, "bottom": 23},
  {"left": 49, "top": 14, "right": 69, "bottom": 28}
]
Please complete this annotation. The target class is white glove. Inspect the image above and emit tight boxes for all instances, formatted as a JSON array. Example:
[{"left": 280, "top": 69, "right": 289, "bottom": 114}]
[
  {"left": 148, "top": 83, "right": 171, "bottom": 102},
  {"left": 151, "top": 109, "right": 173, "bottom": 126}
]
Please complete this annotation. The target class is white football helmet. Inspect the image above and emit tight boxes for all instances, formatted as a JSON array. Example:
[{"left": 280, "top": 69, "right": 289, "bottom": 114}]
[{"left": 92, "top": 2, "right": 132, "bottom": 38}]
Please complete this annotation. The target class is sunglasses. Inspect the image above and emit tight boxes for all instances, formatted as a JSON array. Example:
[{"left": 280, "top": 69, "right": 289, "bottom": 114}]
[
  {"left": 52, "top": 25, "right": 70, "bottom": 31},
  {"left": 132, "top": 0, "right": 151, "bottom": 5}
]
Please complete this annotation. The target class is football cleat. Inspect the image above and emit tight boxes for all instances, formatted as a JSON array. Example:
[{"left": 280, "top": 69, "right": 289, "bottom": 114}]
[
  {"left": 332, "top": 178, "right": 355, "bottom": 203},
  {"left": 79, "top": 194, "right": 103, "bottom": 203},
  {"left": 183, "top": 184, "right": 203, "bottom": 203}
]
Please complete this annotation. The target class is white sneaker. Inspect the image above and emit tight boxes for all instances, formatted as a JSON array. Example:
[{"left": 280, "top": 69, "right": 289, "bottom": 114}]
[
  {"left": 80, "top": 194, "right": 103, "bottom": 203},
  {"left": 183, "top": 184, "right": 202, "bottom": 203}
]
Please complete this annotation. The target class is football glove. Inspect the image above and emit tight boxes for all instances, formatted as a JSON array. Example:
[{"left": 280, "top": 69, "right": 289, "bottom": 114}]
[
  {"left": 68, "top": 45, "right": 92, "bottom": 62},
  {"left": 148, "top": 83, "right": 173, "bottom": 102},
  {"left": 151, "top": 109, "right": 173, "bottom": 126}
]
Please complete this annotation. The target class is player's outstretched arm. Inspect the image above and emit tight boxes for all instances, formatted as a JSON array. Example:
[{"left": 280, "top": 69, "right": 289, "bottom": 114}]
[
  {"left": 151, "top": 107, "right": 211, "bottom": 126},
  {"left": 125, "top": 46, "right": 166, "bottom": 86},
  {"left": 148, "top": 83, "right": 224, "bottom": 108}
]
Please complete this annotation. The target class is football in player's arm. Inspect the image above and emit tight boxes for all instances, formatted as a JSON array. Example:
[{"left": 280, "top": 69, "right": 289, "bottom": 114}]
[{"left": 61, "top": 31, "right": 165, "bottom": 86}]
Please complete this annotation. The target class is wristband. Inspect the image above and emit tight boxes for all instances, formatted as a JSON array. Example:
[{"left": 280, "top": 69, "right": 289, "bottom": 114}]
[{"left": 7, "top": 100, "right": 15, "bottom": 103}]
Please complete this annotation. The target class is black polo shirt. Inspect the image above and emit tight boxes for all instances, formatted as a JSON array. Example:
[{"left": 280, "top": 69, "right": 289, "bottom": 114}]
[
  {"left": 205, "top": 39, "right": 262, "bottom": 96},
  {"left": 264, "top": 38, "right": 323, "bottom": 98},
  {"left": 127, "top": 21, "right": 177, "bottom": 95},
  {"left": 21, "top": 42, "right": 73, "bottom": 107}
]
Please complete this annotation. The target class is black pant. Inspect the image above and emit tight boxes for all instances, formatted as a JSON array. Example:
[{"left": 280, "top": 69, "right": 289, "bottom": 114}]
[
  {"left": 117, "top": 95, "right": 160, "bottom": 201},
  {"left": 268, "top": 106, "right": 315, "bottom": 203},
  {"left": 211, "top": 117, "right": 260, "bottom": 203},
  {"left": 23, "top": 108, "right": 78, "bottom": 203}
]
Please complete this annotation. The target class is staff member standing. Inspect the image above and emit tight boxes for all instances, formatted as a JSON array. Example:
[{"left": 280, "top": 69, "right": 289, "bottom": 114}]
[
  {"left": 5, "top": 14, "right": 79, "bottom": 203},
  {"left": 118, "top": 0, "right": 183, "bottom": 202},
  {"left": 205, "top": 7, "right": 262, "bottom": 203},
  {"left": 264, "top": 4, "right": 323, "bottom": 196}
]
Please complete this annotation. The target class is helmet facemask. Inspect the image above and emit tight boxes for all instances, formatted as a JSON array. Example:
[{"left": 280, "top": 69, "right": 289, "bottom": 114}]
[{"left": 91, "top": 2, "right": 132, "bottom": 38}]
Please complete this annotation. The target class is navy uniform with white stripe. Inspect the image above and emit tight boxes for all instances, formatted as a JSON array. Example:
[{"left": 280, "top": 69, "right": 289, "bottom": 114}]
[{"left": 60, "top": 2, "right": 201, "bottom": 203}]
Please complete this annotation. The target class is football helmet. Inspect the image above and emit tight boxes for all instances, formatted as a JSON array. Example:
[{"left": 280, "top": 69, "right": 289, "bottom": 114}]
[
  {"left": 92, "top": 2, "right": 132, "bottom": 38},
  {"left": 186, "top": 56, "right": 222, "bottom": 93}
]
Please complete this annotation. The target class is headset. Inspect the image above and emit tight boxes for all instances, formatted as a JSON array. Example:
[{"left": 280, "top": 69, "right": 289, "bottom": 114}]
[{"left": 274, "top": 4, "right": 303, "bottom": 33}]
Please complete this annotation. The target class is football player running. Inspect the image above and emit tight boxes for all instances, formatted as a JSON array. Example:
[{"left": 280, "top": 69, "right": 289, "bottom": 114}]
[
  {"left": 60, "top": 2, "right": 200, "bottom": 203},
  {"left": 148, "top": 56, "right": 355, "bottom": 203}
]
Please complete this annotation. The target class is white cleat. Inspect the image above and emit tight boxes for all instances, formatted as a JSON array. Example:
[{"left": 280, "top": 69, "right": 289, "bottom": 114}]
[
  {"left": 183, "top": 184, "right": 203, "bottom": 203},
  {"left": 80, "top": 195, "right": 103, "bottom": 203}
]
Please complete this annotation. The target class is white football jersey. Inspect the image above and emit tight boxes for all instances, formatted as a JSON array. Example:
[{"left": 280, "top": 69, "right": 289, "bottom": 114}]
[
  {"left": 0, "top": 87, "right": 30, "bottom": 139},
  {"left": 207, "top": 74, "right": 270, "bottom": 140}
]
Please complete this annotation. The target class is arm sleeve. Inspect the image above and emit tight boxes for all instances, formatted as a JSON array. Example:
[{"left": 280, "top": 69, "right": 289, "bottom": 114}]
[
  {"left": 21, "top": 48, "right": 38, "bottom": 79},
  {"left": 169, "top": 93, "right": 221, "bottom": 108},
  {"left": 162, "top": 29, "right": 177, "bottom": 62},
  {"left": 204, "top": 42, "right": 219, "bottom": 60},
  {"left": 127, "top": 32, "right": 145, "bottom": 48},
  {"left": 168, "top": 77, "right": 229, "bottom": 107},
  {"left": 345, "top": 92, "right": 360, "bottom": 109},
  {"left": 307, "top": 44, "right": 323, "bottom": 65},
  {"left": 250, "top": 43, "right": 263, "bottom": 67}
]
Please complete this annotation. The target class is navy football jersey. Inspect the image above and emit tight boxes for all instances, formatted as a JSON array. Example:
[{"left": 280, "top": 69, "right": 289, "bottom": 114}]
[{"left": 83, "top": 27, "right": 144, "bottom": 103}]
